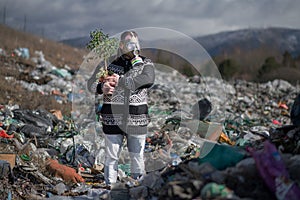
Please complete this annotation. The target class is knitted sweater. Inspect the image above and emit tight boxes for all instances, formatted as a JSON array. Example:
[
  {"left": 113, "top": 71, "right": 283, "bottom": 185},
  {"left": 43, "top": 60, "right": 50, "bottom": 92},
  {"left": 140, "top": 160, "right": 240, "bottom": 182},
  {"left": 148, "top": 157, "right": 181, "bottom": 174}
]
[{"left": 94, "top": 55, "right": 155, "bottom": 135}]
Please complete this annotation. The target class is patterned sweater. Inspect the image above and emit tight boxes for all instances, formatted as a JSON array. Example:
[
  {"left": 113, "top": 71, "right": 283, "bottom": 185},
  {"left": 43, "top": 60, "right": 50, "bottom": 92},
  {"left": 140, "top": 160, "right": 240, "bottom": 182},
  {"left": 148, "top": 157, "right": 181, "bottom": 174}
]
[{"left": 93, "top": 55, "right": 155, "bottom": 135}]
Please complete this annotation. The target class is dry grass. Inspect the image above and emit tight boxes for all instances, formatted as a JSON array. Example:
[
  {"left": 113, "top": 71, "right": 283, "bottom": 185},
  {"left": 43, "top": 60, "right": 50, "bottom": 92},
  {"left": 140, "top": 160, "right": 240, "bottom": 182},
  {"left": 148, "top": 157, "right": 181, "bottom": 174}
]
[{"left": 0, "top": 24, "right": 88, "bottom": 69}]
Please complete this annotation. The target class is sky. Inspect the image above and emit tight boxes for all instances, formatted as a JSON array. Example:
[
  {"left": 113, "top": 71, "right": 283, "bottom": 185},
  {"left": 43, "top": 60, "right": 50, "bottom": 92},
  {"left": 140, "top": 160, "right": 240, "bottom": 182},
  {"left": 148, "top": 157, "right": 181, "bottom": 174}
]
[{"left": 1, "top": 0, "right": 300, "bottom": 41}]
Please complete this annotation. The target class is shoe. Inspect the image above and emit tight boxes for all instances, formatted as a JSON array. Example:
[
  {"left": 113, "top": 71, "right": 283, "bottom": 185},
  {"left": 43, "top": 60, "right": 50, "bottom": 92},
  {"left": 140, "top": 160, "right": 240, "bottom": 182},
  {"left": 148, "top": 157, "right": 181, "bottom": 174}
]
[
  {"left": 92, "top": 164, "right": 104, "bottom": 173},
  {"left": 105, "top": 185, "right": 111, "bottom": 190}
]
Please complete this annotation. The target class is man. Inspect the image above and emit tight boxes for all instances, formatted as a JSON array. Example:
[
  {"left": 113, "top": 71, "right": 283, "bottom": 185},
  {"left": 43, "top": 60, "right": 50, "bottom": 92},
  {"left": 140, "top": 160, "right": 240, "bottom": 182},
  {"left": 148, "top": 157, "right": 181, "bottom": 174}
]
[{"left": 89, "top": 31, "right": 155, "bottom": 188}]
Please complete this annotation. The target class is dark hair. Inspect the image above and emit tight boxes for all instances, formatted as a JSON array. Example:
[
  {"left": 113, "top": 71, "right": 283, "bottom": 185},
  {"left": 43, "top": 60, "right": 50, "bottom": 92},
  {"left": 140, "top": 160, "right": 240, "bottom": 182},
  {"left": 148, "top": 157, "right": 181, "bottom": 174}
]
[{"left": 120, "top": 31, "right": 138, "bottom": 41}]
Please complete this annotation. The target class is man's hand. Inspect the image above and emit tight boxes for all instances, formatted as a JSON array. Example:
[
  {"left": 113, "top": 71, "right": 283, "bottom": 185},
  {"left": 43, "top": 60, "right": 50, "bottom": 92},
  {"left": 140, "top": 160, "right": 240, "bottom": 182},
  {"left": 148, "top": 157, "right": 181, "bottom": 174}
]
[
  {"left": 102, "top": 74, "right": 119, "bottom": 94},
  {"left": 105, "top": 74, "right": 119, "bottom": 86}
]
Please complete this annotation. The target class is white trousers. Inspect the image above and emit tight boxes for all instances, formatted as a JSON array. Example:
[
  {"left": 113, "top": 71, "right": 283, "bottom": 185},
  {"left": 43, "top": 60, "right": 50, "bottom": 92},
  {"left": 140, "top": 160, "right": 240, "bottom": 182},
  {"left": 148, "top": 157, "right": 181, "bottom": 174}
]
[{"left": 104, "top": 134, "right": 146, "bottom": 185}]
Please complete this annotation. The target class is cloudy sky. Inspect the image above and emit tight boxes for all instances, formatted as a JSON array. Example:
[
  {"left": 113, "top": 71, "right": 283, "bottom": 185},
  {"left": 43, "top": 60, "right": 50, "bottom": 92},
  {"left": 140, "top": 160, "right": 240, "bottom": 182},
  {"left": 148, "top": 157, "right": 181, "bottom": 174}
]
[{"left": 2, "top": 0, "right": 300, "bottom": 41}]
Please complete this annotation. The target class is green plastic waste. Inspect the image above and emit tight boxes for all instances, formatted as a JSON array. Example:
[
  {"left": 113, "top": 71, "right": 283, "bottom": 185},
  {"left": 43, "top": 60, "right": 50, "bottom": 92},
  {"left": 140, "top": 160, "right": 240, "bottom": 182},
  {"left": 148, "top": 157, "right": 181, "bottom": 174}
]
[
  {"left": 197, "top": 141, "right": 246, "bottom": 170},
  {"left": 20, "top": 154, "right": 31, "bottom": 161},
  {"left": 119, "top": 164, "right": 131, "bottom": 176},
  {"left": 51, "top": 69, "right": 72, "bottom": 78},
  {"left": 201, "top": 182, "right": 233, "bottom": 199}
]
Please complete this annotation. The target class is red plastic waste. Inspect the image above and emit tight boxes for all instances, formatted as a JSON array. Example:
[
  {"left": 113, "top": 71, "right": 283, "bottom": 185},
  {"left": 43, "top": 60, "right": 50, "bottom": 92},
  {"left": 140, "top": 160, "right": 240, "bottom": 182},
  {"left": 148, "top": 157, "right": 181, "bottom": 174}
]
[
  {"left": 278, "top": 103, "right": 288, "bottom": 110},
  {"left": 0, "top": 129, "right": 14, "bottom": 138},
  {"left": 272, "top": 119, "right": 282, "bottom": 126}
]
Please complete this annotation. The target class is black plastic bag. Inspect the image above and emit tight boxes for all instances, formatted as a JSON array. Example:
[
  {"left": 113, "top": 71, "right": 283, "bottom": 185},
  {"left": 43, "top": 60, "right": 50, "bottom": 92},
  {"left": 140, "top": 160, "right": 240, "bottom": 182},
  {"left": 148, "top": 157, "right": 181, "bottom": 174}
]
[
  {"left": 291, "top": 93, "right": 300, "bottom": 126},
  {"left": 19, "top": 124, "right": 47, "bottom": 138},
  {"left": 191, "top": 98, "right": 212, "bottom": 121},
  {"left": 0, "top": 160, "right": 14, "bottom": 183},
  {"left": 13, "top": 109, "right": 58, "bottom": 129}
]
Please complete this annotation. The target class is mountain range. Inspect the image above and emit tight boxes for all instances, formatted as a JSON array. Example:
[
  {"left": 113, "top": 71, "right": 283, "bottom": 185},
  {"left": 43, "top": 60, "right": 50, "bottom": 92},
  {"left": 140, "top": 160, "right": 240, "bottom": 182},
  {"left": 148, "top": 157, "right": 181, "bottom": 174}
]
[
  {"left": 195, "top": 27, "right": 300, "bottom": 57},
  {"left": 61, "top": 27, "right": 300, "bottom": 58}
]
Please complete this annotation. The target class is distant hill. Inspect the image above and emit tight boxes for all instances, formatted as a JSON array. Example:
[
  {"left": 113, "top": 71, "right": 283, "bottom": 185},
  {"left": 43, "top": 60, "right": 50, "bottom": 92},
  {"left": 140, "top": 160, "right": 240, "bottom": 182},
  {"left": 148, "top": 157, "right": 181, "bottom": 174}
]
[
  {"left": 61, "top": 27, "right": 300, "bottom": 58},
  {"left": 61, "top": 36, "right": 90, "bottom": 49},
  {"left": 196, "top": 27, "right": 300, "bottom": 57},
  {"left": 0, "top": 24, "right": 87, "bottom": 68}
]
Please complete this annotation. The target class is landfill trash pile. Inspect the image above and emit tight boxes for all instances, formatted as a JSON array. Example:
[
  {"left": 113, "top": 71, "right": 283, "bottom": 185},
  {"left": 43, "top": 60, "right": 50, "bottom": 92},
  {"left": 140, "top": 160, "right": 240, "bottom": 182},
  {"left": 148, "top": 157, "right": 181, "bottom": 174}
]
[
  {"left": 0, "top": 49, "right": 75, "bottom": 116},
  {"left": 1, "top": 50, "right": 300, "bottom": 199},
  {"left": 18, "top": 50, "right": 74, "bottom": 104}
]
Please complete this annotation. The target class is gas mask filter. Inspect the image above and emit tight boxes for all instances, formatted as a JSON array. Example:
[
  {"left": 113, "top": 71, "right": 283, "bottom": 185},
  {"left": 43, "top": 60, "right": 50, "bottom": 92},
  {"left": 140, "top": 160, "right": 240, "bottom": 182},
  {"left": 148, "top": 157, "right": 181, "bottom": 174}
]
[{"left": 123, "top": 32, "right": 143, "bottom": 66}]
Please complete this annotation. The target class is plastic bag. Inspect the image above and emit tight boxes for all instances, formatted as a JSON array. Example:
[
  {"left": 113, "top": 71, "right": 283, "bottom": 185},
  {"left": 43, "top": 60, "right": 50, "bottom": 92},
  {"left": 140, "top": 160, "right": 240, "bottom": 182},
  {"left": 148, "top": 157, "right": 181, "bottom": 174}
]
[
  {"left": 13, "top": 109, "right": 56, "bottom": 129},
  {"left": 197, "top": 141, "right": 246, "bottom": 170},
  {"left": 250, "top": 141, "right": 300, "bottom": 200},
  {"left": 191, "top": 98, "right": 212, "bottom": 121}
]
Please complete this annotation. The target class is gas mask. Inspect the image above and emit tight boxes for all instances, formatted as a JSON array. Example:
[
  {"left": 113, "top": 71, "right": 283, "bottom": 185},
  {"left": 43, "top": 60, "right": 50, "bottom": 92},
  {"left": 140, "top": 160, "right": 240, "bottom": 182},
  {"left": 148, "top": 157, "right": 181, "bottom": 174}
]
[
  {"left": 122, "top": 33, "right": 143, "bottom": 66},
  {"left": 123, "top": 33, "right": 140, "bottom": 54}
]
